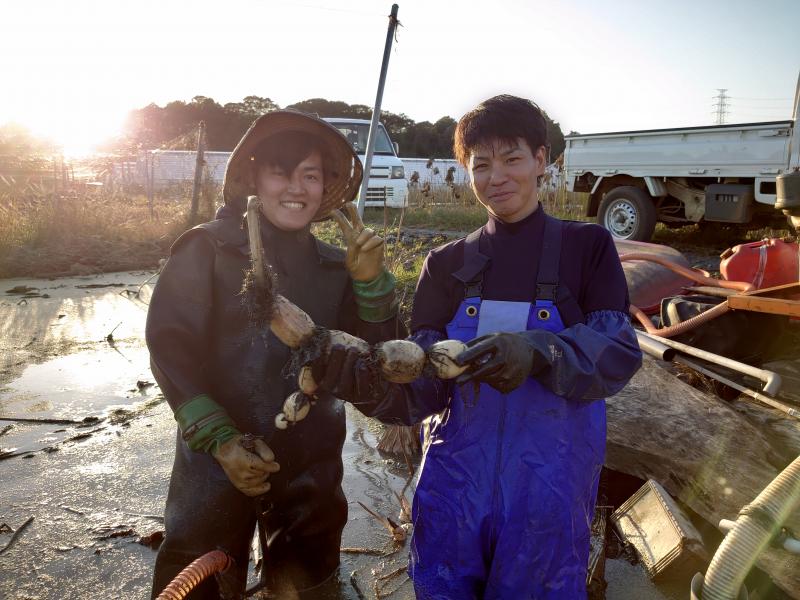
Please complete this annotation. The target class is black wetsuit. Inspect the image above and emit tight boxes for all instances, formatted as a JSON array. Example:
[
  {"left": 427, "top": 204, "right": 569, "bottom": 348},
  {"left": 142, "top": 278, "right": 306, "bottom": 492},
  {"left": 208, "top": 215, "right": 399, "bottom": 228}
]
[{"left": 146, "top": 213, "right": 400, "bottom": 598}]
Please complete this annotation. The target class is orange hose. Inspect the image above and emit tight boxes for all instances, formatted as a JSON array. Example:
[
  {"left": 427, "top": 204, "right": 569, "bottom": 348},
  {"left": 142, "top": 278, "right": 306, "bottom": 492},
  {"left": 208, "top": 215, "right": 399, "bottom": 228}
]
[
  {"left": 619, "top": 253, "right": 754, "bottom": 292},
  {"left": 156, "top": 550, "right": 232, "bottom": 600},
  {"left": 621, "top": 252, "right": 751, "bottom": 338},
  {"left": 630, "top": 302, "right": 731, "bottom": 338}
]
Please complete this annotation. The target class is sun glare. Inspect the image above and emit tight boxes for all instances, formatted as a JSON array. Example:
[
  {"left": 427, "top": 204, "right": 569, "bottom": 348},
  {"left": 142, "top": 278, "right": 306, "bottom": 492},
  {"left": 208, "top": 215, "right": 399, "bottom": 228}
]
[{"left": 6, "top": 99, "right": 127, "bottom": 158}]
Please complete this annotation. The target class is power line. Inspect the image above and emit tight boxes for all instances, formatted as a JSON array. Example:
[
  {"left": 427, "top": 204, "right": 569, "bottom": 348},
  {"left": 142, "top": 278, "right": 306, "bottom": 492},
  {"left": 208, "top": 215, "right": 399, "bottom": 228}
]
[
  {"left": 712, "top": 89, "right": 730, "bottom": 125},
  {"left": 729, "top": 96, "right": 792, "bottom": 102}
]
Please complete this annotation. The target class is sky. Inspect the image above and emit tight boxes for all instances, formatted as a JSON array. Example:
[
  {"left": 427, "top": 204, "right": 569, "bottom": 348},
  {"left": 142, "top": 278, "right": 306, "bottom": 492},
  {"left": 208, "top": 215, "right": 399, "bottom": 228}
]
[{"left": 2, "top": 0, "right": 798, "bottom": 155}]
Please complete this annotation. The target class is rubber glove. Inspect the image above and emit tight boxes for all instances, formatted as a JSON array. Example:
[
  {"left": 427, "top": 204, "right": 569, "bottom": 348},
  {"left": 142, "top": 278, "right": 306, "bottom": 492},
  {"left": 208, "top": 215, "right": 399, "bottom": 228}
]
[
  {"left": 312, "top": 344, "right": 387, "bottom": 405},
  {"left": 455, "top": 332, "right": 535, "bottom": 394},
  {"left": 331, "top": 202, "right": 385, "bottom": 282},
  {"left": 212, "top": 434, "right": 280, "bottom": 497},
  {"left": 174, "top": 395, "right": 280, "bottom": 496}
]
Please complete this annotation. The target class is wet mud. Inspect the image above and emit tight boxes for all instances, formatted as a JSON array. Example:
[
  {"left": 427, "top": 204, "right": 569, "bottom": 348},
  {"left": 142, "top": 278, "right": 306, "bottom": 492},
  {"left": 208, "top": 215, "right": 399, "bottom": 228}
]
[{"left": 0, "top": 270, "right": 710, "bottom": 600}]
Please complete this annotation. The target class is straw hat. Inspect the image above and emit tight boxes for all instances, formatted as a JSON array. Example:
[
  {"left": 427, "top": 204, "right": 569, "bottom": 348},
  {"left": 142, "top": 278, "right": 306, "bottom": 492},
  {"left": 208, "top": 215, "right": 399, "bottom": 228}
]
[{"left": 222, "top": 110, "right": 363, "bottom": 220}]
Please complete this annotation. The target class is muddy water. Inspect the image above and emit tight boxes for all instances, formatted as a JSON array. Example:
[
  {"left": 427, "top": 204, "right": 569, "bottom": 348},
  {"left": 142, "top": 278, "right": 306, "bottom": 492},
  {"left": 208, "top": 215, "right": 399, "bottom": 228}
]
[
  {"left": 0, "top": 271, "right": 685, "bottom": 600},
  {"left": 0, "top": 271, "right": 415, "bottom": 599}
]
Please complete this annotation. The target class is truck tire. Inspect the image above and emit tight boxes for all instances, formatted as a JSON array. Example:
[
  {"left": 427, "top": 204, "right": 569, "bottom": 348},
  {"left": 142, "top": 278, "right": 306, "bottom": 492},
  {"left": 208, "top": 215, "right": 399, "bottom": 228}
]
[{"left": 597, "top": 186, "right": 657, "bottom": 242}]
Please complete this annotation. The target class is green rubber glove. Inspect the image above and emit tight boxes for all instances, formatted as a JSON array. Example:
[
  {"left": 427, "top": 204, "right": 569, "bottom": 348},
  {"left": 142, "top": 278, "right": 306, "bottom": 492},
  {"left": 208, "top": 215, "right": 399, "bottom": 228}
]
[
  {"left": 174, "top": 395, "right": 280, "bottom": 496},
  {"left": 352, "top": 269, "right": 399, "bottom": 323}
]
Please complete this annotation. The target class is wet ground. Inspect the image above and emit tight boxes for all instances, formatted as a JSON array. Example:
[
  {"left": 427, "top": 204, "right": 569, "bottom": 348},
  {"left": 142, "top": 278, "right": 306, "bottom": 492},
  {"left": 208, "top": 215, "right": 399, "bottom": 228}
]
[{"left": 0, "top": 271, "right": 703, "bottom": 599}]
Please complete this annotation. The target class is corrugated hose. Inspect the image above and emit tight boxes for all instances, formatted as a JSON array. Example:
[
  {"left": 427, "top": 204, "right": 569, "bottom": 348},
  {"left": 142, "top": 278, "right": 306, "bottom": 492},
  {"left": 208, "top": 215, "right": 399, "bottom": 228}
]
[{"left": 155, "top": 549, "right": 233, "bottom": 600}]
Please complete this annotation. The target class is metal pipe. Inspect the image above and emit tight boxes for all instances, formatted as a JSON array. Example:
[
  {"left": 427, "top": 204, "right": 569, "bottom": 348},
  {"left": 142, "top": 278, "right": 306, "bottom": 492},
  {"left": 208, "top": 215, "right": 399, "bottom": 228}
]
[
  {"left": 638, "top": 331, "right": 782, "bottom": 396},
  {"left": 634, "top": 330, "right": 676, "bottom": 361},
  {"left": 356, "top": 4, "right": 400, "bottom": 217},
  {"left": 675, "top": 356, "right": 798, "bottom": 419}
]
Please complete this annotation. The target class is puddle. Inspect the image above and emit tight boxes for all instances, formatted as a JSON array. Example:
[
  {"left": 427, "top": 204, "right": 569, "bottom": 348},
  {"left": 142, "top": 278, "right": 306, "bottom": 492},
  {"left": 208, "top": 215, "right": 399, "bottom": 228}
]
[
  {"left": 0, "top": 344, "right": 154, "bottom": 420},
  {"left": 0, "top": 344, "right": 157, "bottom": 456}
]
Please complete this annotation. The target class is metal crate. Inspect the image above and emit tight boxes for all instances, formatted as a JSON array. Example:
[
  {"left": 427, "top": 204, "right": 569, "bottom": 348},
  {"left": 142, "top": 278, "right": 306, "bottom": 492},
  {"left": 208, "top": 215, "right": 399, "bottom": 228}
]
[{"left": 611, "top": 479, "right": 708, "bottom": 580}]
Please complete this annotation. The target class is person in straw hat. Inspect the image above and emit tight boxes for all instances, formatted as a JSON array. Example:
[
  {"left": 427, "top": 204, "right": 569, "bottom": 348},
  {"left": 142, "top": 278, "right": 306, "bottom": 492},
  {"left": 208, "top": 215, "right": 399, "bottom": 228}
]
[{"left": 146, "top": 110, "right": 402, "bottom": 598}]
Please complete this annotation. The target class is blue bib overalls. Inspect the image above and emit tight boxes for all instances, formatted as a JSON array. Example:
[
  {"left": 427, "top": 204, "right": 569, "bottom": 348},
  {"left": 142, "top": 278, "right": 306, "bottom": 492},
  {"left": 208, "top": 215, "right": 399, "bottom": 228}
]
[{"left": 409, "top": 216, "right": 606, "bottom": 599}]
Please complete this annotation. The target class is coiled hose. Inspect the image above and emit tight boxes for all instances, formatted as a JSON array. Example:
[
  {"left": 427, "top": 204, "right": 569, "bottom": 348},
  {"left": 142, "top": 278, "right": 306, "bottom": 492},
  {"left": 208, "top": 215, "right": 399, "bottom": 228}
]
[
  {"left": 156, "top": 550, "right": 232, "bottom": 600},
  {"left": 702, "top": 455, "right": 800, "bottom": 600},
  {"left": 619, "top": 253, "right": 753, "bottom": 338}
]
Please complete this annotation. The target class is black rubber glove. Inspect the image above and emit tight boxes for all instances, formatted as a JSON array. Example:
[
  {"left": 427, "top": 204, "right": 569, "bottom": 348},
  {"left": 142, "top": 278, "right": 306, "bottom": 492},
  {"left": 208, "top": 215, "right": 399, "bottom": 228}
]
[
  {"left": 311, "top": 345, "right": 387, "bottom": 405},
  {"left": 455, "top": 332, "right": 535, "bottom": 394}
]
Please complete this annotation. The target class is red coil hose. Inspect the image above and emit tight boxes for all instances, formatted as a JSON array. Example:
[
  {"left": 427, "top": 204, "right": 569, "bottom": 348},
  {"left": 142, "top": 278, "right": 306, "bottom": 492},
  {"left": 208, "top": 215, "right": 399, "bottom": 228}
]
[
  {"left": 629, "top": 301, "right": 732, "bottom": 338},
  {"left": 156, "top": 550, "right": 232, "bottom": 600},
  {"left": 620, "top": 252, "right": 753, "bottom": 338}
]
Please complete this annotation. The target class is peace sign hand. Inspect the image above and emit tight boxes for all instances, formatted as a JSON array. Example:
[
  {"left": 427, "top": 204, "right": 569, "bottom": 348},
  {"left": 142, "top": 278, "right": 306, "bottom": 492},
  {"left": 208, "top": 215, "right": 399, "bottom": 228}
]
[{"left": 331, "top": 203, "right": 386, "bottom": 282}]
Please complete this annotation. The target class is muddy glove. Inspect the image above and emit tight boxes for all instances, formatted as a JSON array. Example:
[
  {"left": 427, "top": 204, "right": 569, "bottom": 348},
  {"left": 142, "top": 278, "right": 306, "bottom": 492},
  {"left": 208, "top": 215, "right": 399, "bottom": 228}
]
[
  {"left": 455, "top": 332, "right": 535, "bottom": 394},
  {"left": 311, "top": 344, "right": 388, "bottom": 405},
  {"left": 212, "top": 434, "right": 280, "bottom": 497},
  {"left": 332, "top": 203, "right": 398, "bottom": 322},
  {"left": 331, "top": 202, "right": 386, "bottom": 282},
  {"left": 174, "top": 394, "right": 280, "bottom": 496}
]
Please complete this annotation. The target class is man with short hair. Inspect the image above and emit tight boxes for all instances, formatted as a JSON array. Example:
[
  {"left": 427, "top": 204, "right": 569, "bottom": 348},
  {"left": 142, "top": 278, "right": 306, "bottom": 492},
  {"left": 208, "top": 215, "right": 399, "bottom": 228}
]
[
  {"left": 317, "top": 95, "right": 642, "bottom": 598},
  {"left": 146, "top": 111, "right": 401, "bottom": 598}
]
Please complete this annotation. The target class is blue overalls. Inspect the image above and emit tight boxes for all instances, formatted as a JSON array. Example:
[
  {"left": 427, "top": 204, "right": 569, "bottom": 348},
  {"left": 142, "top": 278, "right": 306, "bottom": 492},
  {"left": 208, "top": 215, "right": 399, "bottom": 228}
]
[{"left": 409, "top": 216, "right": 607, "bottom": 599}]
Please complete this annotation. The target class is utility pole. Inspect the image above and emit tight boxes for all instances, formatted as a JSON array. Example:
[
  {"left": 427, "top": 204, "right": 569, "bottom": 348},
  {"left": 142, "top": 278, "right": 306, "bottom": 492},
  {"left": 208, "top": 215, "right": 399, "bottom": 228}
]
[
  {"left": 712, "top": 89, "right": 730, "bottom": 125},
  {"left": 190, "top": 121, "right": 206, "bottom": 224},
  {"left": 356, "top": 4, "right": 400, "bottom": 217}
]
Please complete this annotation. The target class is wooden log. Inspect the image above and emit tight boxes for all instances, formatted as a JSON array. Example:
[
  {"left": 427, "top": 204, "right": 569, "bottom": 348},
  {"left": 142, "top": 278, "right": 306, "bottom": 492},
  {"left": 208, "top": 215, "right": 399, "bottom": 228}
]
[{"left": 606, "top": 357, "right": 800, "bottom": 597}]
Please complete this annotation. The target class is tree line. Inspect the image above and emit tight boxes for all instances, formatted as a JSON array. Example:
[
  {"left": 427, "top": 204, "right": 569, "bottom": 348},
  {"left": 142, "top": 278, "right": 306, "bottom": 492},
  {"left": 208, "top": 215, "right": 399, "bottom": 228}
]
[
  {"left": 0, "top": 96, "right": 566, "bottom": 161},
  {"left": 120, "top": 95, "right": 566, "bottom": 161}
]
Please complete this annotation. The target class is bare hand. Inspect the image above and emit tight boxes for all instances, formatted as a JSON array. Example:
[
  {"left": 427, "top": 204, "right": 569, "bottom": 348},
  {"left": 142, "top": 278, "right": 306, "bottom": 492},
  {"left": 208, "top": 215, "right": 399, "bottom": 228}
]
[
  {"left": 212, "top": 434, "right": 280, "bottom": 497},
  {"left": 331, "top": 203, "right": 385, "bottom": 282}
]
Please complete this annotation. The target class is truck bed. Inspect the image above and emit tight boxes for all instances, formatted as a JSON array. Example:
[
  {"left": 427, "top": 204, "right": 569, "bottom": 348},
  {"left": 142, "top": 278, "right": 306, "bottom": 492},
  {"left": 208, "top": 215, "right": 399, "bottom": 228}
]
[{"left": 566, "top": 120, "right": 793, "bottom": 180}]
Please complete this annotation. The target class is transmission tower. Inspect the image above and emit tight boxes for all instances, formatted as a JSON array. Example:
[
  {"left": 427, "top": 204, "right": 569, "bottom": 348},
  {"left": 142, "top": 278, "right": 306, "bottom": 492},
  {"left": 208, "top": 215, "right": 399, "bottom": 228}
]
[{"left": 712, "top": 89, "right": 730, "bottom": 125}]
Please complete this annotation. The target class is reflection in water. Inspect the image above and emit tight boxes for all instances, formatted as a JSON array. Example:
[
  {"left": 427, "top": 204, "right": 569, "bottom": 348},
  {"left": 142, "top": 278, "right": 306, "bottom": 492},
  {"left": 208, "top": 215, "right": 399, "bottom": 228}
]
[{"left": 0, "top": 345, "right": 153, "bottom": 420}]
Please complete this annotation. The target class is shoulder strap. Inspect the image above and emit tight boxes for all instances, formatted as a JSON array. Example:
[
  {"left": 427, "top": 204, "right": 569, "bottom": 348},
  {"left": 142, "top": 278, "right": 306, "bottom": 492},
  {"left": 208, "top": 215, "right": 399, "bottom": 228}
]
[
  {"left": 535, "top": 215, "right": 562, "bottom": 301},
  {"left": 452, "top": 228, "right": 490, "bottom": 298},
  {"left": 535, "top": 214, "right": 585, "bottom": 326}
]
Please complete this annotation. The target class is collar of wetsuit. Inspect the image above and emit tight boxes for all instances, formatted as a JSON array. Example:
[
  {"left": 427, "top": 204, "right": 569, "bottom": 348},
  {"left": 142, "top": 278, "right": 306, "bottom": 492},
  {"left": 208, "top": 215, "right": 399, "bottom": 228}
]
[{"left": 484, "top": 204, "right": 544, "bottom": 237}]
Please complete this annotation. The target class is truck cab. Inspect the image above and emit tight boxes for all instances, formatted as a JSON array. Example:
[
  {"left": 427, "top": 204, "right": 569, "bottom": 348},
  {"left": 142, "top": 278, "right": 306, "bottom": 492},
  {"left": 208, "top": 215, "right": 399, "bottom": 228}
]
[{"left": 324, "top": 118, "right": 409, "bottom": 209}]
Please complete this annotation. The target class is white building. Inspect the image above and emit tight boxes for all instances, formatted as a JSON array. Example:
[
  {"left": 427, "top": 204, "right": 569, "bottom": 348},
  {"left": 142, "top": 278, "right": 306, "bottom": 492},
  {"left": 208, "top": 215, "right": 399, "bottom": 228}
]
[{"left": 119, "top": 151, "right": 507, "bottom": 191}]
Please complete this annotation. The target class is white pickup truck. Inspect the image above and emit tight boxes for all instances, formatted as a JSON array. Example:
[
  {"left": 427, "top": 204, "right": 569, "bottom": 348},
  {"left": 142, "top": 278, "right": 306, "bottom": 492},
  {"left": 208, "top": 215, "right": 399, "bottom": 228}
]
[
  {"left": 565, "top": 79, "right": 800, "bottom": 241},
  {"left": 324, "top": 118, "right": 409, "bottom": 209}
]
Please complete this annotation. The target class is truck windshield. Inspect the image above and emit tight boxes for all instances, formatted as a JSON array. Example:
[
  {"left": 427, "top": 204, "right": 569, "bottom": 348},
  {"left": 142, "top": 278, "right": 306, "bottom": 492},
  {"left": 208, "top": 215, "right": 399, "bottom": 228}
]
[{"left": 331, "top": 123, "right": 395, "bottom": 156}]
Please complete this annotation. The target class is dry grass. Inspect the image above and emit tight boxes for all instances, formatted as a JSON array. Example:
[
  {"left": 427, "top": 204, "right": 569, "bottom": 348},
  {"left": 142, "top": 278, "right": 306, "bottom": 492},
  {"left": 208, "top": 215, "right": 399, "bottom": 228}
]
[
  {"left": 0, "top": 181, "right": 216, "bottom": 279},
  {"left": 362, "top": 186, "right": 589, "bottom": 233}
]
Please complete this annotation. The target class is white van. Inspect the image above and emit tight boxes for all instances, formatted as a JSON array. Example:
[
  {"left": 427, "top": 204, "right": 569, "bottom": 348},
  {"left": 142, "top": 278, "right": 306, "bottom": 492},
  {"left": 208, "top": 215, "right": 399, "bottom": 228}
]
[{"left": 324, "top": 118, "right": 409, "bottom": 208}]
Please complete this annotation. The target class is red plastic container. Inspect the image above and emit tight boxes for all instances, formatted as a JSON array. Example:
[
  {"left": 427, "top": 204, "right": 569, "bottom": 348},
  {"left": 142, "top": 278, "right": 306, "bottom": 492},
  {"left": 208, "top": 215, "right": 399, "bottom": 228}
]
[{"left": 720, "top": 239, "right": 799, "bottom": 289}]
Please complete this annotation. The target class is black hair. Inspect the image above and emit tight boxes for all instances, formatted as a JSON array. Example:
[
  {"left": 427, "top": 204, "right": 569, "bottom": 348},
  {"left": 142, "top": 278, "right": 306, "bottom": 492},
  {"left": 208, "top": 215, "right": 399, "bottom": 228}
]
[
  {"left": 252, "top": 130, "right": 332, "bottom": 180},
  {"left": 453, "top": 95, "right": 549, "bottom": 166}
]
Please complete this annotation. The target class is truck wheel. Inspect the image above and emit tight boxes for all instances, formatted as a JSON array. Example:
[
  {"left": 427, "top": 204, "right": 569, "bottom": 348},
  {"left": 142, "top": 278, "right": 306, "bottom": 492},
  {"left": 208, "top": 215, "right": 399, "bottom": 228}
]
[{"left": 597, "top": 186, "right": 657, "bottom": 242}]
